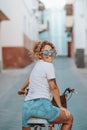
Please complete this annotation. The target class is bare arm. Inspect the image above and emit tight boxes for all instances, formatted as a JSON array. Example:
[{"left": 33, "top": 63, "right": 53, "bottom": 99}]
[
  {"left": 20, "top": 78, "right": 29, "bottom": 90},
  {"left": 18, "top": 78, "right": 29, "bottom": 95},
  {"left": 48, "top": 79, "right": 71, "bottom": 117},
  {"left": 48, "top": 79, "right": 62, "bottom": 108}
]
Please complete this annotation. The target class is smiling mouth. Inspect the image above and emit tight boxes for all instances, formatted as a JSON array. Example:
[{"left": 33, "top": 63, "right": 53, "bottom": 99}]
[{"left": 46, "top": 56, "right": 53, "bottom": 60}]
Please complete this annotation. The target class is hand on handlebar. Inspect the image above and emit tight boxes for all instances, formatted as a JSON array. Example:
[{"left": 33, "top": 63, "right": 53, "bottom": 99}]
[{"left": 18, "top": 89, "right": 27, "bottom": 96}]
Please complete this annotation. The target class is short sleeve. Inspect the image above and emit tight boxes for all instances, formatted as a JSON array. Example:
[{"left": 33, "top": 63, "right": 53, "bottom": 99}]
[{"left": 45, "top": 63, "right": 56, "bottom": 80}]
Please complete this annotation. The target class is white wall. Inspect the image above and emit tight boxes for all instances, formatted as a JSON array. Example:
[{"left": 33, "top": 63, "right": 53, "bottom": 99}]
[
  {"left": 0, "top": 0, "right": 39, "bottom": 70},
  {"left": 48, "top": 8, "right": 67, "bottom": 55},
  {"left": 0, "top": 0, "right": 12, "bottom": 19},
  {"left": 23, "top": 0, "right": 39, "bottom": 40},
  {"left": 0, "top": 0, "right": 39, "bottom": 47},
  {"left": 73, "top": 0, "right": 87, "bottom": 55},
  {"left": 84, "top": 0, "right": 87, "bottom": 54},
  {"left": 1, "top": 0, "right": 23, "bottom": 46},
  {"left": 66, "top": 0, "right": 73, "bottom": 4}
]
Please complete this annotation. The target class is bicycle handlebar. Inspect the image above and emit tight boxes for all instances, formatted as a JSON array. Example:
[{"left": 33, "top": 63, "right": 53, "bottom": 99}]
[{"left": 63, "top": 87, "right": 75, "bottom": 95}]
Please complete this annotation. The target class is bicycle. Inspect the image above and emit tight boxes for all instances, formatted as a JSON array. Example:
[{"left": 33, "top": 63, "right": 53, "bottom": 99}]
[{"left": 27, "top": 87, "right": 75, "bottom": 130}]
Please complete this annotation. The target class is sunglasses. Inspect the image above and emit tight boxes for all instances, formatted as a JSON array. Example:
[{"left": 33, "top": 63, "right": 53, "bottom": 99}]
[{"left": 42, "top": 49, "right": 56, "bottom": 56}]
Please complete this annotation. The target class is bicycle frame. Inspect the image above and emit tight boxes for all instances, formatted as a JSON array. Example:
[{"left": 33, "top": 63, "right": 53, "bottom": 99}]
[{"left": 52, "top": 87, "right": 75, "bottom": 108}]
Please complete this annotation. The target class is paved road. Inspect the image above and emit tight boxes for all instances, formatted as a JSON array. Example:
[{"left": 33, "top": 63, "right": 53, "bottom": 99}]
[
  {"left": 54, "top": 57, "right": 87, "bottom": 130},
  {"left": 0, "top": 57, "right": 87, "bottom": 130},
  {"left": 0, "top": 64, "right": 34, "bottom": 130}
]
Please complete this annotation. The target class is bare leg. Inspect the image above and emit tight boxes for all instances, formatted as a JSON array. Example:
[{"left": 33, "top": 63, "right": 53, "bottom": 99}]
[
  {"left": 50, "top": 110, "right": 73, "bottom": 130},
  {"left": 22, "top": 127, "right": 31, "bottom": 130},
  {"left": 48, "top": 124, "right": 54, "bottom": 130}
]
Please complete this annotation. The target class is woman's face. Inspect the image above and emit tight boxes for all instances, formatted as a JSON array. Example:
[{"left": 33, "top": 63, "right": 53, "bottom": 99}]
[{"left": 40, "top": 45, "right": 55, "bottom": 63}]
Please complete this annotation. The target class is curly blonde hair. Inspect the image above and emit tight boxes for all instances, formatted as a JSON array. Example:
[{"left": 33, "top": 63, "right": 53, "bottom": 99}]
[{"left": 33, "top": 40, "right": 57, "bottom": 60}]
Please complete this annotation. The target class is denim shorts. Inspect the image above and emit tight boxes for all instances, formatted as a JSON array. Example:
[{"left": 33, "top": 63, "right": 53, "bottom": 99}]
[{"left": 22, "top": 98, "right": 60, "bottom": 127}]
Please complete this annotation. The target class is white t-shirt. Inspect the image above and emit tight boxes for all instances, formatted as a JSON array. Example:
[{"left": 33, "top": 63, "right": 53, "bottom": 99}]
[{"left": 25, "top": 60, "right": 56, "bottom": 101}]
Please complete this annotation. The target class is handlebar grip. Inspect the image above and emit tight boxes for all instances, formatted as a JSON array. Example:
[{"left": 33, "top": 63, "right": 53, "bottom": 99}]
[
  {"left": 67, "top": 88, "right": 75, "bottom": 93},
  {"left": 63, "top": 88, "right": 75, "bottom": 94}
]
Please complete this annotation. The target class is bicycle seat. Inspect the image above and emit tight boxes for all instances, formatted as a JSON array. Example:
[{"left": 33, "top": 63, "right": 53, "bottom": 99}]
[{"left": 27, "top": 118, "right": 49, "bottom": 127}]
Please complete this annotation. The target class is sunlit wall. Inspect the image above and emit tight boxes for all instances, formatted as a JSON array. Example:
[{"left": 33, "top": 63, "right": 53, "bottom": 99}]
[
  {"left": 0, "top": 0, "right": 39, "bottom": 68},
  {"left": 39, "top": 7, "right": 68, "bottom": 56},
  {"left": 73, "top": 0, "right": 87, "bottom": 55}
]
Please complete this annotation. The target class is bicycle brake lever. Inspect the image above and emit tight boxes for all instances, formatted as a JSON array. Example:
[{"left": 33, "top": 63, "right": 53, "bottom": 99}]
[{"left": 68, "top": 88, "right": 75, "bottom": 93}]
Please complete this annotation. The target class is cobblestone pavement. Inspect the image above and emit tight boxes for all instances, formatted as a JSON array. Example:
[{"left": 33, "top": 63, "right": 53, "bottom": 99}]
[{"left": 0, "top": 57, "right": 87, "bottom": 130}]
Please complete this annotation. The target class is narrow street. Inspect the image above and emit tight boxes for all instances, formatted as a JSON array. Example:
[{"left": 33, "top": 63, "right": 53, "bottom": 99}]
[{"left": 0, "top": 57, "right": 87, "bottom": 130}]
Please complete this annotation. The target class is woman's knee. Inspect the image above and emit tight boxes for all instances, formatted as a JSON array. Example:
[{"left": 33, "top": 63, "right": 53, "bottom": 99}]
[
  {"left": 68, "top": 114, "right": 73, "bottom": 124},
  {"left": 50, "top": 109, "right": 73, "bottom": 125}
]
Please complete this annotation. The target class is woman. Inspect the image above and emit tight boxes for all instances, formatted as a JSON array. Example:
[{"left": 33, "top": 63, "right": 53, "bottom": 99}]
[{"left": 18, "top": 40, "right": 73, "bottom": 130}]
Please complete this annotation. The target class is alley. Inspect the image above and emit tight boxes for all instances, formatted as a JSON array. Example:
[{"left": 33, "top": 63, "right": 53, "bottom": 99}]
[{"left": 0, "top": 57, "right": 87, "bottom": 130}]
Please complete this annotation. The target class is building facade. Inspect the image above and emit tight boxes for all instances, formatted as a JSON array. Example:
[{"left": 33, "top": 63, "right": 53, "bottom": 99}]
[
  {"left": 73, "top": 0, "right": 87, "bottom": 67},
  {"left": 0, "top": 0, "right": 87, "bottom": 70},
  {"left": 0, "top": 0, "right": 39, "bottom": 70}
]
